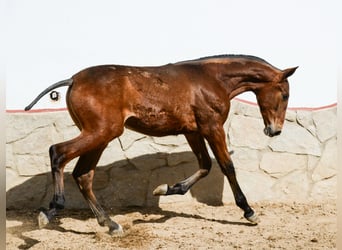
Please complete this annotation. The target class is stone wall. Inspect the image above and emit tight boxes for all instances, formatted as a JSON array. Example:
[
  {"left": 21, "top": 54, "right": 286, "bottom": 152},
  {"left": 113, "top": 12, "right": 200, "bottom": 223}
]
[{"left": 6, "top": 100, "right": 337, "bottom": 209}]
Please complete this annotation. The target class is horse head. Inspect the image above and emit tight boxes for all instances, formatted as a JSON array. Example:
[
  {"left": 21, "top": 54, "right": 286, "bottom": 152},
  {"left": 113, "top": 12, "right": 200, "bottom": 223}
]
[{"left": 255, "top": 67, "right": 298, "bottom": 137}]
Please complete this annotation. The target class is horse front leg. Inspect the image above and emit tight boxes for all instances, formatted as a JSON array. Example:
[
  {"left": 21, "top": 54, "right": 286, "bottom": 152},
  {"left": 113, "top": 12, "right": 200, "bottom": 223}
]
[
  {"left": 153, "top": 133, "right": 212, "bottom": 196},
  {"left": 204, "top": 126, "right": 259, "bottom": 224}
]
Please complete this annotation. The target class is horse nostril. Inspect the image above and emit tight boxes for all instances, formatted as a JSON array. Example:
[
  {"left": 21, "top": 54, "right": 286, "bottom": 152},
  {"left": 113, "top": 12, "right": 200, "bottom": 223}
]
[
  {"left": 264, "top": 127, "right": 270, "bottom": 136},
  {"left": 274, "top": 130, "right": 281, "bottom": 136},
  {"left": 264, "top": 126, "right": 281, "bottom": 137}
]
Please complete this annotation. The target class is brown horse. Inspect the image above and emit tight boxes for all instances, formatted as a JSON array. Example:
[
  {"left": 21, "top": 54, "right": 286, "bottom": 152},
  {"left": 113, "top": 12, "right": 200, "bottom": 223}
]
[{"left": 25, "top": 54, "right": 297, "bottom": 234}]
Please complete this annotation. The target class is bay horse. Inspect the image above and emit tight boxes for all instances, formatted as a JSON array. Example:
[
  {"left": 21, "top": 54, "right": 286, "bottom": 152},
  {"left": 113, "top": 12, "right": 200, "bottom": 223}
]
[{"left": 25, "top": 55, "right": 297, "bottom": 234}]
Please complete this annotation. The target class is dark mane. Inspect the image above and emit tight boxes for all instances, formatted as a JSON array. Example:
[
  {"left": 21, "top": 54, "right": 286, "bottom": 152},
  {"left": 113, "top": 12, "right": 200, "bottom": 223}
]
[
  {"left": 176, "top": 54, "right": 272, "bottom": 66},
  {"left": 200, "top": 54, "right": 270, "bottom": 64}
]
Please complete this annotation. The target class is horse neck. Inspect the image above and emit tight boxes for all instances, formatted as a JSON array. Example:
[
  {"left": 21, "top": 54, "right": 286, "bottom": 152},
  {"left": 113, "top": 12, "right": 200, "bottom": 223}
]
[
  {"left": 202, "top": 61, "right": 279, "bottom": 99},
  {"left": 227, "top": 77, "right": 270, "bottom": 99}
]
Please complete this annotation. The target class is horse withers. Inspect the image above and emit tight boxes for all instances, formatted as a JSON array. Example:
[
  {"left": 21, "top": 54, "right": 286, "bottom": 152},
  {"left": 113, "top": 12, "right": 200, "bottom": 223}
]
[{"left": 25, "top": 55, "right": 297, "bottom": 234}]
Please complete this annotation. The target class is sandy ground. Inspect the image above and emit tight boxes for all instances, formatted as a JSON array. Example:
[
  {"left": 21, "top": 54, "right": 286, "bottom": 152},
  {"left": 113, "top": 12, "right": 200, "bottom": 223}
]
[{"left": 6, "top": 200, "right": 336, "bottom": 250}]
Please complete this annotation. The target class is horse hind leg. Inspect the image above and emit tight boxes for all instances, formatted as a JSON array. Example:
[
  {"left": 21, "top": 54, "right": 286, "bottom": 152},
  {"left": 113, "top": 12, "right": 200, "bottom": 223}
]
[
  {"left": 153, "top": 133, "right": 212, "bottom": 196},
  {"left": 38, "top": 131, "right": 117, "bottom": 229},
  {"left": 72, "top": 147, "right": 123, "bottom": 235},
  {"left": 38, "top": 139, "right": 79, "bottom": 228}
]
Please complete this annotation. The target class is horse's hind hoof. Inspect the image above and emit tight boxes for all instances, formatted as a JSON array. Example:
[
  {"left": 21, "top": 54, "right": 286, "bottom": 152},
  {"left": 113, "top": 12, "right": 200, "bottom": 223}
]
[
  {"left": 153, "top": 184, "right": 169, "bottom": 196},
  {"left": 109, "top": 223, "right": 124, "bottom": 236},
  {"left": 245, "top": 212, "right": 260, "bottom": 225},
  {"left": 38, "top": 211, "right": 50, "bottom": 228}
]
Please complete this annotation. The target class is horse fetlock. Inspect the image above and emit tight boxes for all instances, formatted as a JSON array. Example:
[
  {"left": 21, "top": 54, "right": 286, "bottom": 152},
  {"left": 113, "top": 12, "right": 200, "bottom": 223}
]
[
  {"left": 235, "top": 195, "right": 248, "bottom": 210},
  {"left": 96, "top": 215, "right": 107, "bottom": 226},
  {"left": 49, "top": 194, "right": 65, "bottom": 209},
  {"left": 171, "top": 183, "right": 188, "bottom": 195}
]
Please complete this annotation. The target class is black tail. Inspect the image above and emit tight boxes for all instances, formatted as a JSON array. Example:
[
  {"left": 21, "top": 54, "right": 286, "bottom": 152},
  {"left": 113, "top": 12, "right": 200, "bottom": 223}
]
[{"left": 25, "top": 79, "right": 73, "bottom": 111}]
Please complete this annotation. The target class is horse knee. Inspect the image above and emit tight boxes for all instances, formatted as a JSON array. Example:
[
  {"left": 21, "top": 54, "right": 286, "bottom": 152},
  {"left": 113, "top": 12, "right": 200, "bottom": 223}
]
[{"left": 170, "top": 183, "right": 188, "bottom": 195}]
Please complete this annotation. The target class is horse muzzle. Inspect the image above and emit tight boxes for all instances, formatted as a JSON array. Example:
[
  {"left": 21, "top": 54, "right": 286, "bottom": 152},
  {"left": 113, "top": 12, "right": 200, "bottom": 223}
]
[{"left": 264, "top": 126, "right": 281, "bottom": 137}]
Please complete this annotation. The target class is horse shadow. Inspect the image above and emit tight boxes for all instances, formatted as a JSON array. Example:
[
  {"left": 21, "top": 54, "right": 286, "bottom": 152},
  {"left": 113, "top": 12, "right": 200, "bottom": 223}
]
[
  {"left": 6, "top": 151, "right": 251, "bottom": 248},
  {"left": 6, "top": 152, "right": 251, "bottom": 249},
  {"left": 7, "top": 152, "right": 227, "bottom": 210}
]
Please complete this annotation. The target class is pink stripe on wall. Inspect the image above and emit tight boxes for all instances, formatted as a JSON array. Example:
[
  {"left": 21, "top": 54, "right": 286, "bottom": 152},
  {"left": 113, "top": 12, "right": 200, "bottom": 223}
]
[{"left": 6, "top": 108, "right": 68, "bottom": 113}]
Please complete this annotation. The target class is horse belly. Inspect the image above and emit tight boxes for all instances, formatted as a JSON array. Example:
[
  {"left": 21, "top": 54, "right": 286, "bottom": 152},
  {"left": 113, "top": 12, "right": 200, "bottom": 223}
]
[{"left": 124, "top": 110, "right": 197, "bottom": 137}]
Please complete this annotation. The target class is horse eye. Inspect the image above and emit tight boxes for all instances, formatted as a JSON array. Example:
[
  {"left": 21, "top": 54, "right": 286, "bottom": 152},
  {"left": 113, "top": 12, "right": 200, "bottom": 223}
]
[{"left": 282, "top": 94, "right": 289, "bottom": 101}]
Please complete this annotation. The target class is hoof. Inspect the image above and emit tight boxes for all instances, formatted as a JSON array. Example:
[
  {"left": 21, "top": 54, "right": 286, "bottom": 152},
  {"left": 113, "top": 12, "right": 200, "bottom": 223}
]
[
  {"left": 245, "top": 212, "right": 260, "bottom": 225},
  {"left": 153, "top": 184, "right": 168, "bottom": 196},
  {"left": 109, "top": 223, "right": 124, "bottom": 236},
  {"left": 38, "top": 211, "right": 49, "bottom": 229}
]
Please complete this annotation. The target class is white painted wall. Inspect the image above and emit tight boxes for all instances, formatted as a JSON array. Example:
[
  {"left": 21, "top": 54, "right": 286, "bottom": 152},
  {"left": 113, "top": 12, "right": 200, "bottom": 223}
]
[{"left": 5, "top": 0, "right": 338, "bottom": 110}]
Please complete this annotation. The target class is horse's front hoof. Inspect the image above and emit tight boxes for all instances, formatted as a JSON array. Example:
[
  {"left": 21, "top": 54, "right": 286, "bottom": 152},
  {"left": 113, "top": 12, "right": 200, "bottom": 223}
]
[
  {"left": 153, "top": 184, "right": 169, "bottom": 196},
  {"left": 38, "top": 211, "right": 50, "bottom": 228},
  {"left": 109, "top": 223, "right": 124, "bottom": 236},
  {"left": 245, "top": 212, "right": 260, "bottom": 225}
]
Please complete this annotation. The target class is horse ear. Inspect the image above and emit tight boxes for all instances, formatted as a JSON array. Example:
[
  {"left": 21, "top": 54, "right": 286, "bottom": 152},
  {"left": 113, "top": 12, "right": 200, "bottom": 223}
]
[{"left": 282, "top": 66, "right": 298, "bottom": 79}]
